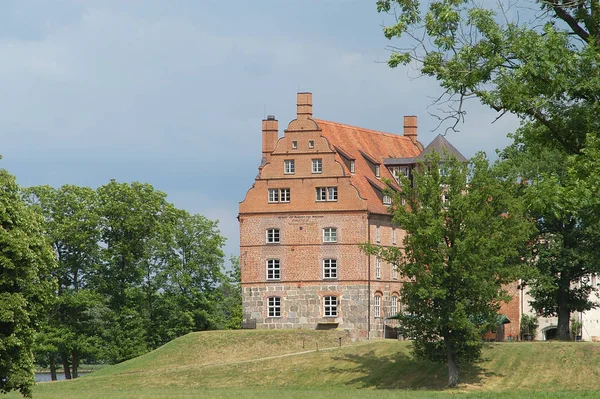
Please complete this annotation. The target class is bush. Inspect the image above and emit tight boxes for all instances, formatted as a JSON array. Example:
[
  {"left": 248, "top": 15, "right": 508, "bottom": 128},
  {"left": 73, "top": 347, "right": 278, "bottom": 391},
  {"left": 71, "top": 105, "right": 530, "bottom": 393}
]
[{"left": 520, "top": 315, "right": 539, "bottom": 340}]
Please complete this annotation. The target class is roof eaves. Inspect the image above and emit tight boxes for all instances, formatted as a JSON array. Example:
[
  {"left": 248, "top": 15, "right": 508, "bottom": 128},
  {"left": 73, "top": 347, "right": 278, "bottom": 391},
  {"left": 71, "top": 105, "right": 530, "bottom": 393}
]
[
  {"left": 333, "top": 145, "right": 355, "bottom": 160},
  {"left": 383, "top": 157, "right": 416, "bottom": 165},
  {"left": 358, "top": 149, "right": 380, "bottom": 165}
]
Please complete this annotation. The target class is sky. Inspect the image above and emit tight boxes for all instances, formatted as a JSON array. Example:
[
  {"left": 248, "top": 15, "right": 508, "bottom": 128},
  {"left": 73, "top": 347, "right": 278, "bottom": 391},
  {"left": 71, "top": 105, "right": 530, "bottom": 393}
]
[{"left": 0, "top": 0, "right": 519, "bottom": 263}]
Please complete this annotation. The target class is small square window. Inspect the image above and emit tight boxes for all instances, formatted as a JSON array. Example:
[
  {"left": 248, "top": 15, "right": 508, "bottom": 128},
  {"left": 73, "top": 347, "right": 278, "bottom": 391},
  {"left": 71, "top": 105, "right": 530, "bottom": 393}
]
[
  {"left": 312, "top": 159, "right": 322, "bottom": 174},
  {"left": 292, "top": 141, "right": 297, "bottom": 149},
  {"left": 309, "top": 140, "right": 315, "bottom": 149},
  {"left": 268, "top": 297, "right": 281, "bottom": 317},
  {"left": 267, "top": 259, "right": 280, "bottom": 280},
  {"left": 323, "top": 296, "right": 337, "bottom": 317},
  {"left": 266, "top": 228, "right": 280, "bottom": 244},
  {"left": 323, "top": 227, "right": 337, "bottom": 243},
  {"left": 284, "top": 160, "right": 295, "bottom": 174},
  {"left": 323, "top": 259, "right": 337, "bottom": 279}
]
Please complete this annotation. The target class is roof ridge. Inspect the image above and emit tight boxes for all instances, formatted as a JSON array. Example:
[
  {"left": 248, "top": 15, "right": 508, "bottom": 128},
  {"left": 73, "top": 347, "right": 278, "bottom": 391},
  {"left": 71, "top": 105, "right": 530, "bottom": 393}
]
[{"left": 315, "top": 119, "right": 408, "bottom": 140}]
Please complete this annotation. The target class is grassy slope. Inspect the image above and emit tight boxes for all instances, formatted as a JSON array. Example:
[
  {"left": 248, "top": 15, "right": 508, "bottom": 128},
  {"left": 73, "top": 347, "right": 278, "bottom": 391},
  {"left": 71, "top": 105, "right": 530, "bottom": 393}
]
[{"left": 13, "top": 330, "right": 600, "bottom": 399}]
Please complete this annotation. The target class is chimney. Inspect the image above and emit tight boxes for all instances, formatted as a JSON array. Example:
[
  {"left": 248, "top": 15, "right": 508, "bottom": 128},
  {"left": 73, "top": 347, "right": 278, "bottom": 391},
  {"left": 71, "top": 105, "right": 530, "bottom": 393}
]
[
  {"left": 403, "top": 115, "right": 417, "bottom": 142},
  {"left": 297, "top": 92, "right": 312, "bottom": 120},
  {"left": 262, "top": 115, "right": 278, "bottom": 157}
]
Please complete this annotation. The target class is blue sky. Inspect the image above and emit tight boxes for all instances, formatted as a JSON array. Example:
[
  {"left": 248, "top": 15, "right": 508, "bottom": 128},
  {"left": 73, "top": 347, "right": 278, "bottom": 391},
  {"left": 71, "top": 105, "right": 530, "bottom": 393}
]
[{"left": 0, "top": 0, "right": 518, "bottom": 262}]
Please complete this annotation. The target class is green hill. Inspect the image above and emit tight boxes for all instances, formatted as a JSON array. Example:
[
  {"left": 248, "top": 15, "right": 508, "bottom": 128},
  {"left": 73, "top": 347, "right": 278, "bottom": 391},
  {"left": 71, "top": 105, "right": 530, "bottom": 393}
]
[{"left": 13, "top": 330, "right": 600, "bottom": 399}]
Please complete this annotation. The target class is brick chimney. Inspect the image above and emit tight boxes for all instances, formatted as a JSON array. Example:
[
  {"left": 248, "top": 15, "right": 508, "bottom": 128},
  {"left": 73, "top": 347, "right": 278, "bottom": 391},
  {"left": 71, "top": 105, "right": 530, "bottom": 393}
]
[
  {"left": 297, "top": 92, "right": 312, "bottom": 120},
  {"left": 403, "top": 115, "right": 417, "bottom": 142},
  {"left": 262, "top": 115, "right": 278, "bottom": 158}
]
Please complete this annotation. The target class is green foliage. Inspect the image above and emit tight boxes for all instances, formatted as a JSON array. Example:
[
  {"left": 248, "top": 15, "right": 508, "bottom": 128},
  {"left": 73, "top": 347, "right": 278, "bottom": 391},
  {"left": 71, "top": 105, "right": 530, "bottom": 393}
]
[
  {"left": 520, "top": 315, "right": 539, "bottom": 340},
  {"left": 570, "top": 317, "right": 582, "bottom": 340},
  {"left": 364, "top": 153, "right": 533, "bottom": 386},
  {"left": 0, "top": 170, "right": 57, "bottom": 397}
]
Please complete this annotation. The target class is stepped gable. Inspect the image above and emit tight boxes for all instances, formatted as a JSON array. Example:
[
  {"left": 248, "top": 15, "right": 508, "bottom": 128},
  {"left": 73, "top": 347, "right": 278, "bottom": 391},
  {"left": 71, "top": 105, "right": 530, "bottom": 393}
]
[{"left": 316, "top": 119, "right": 422, "bottom": 215}]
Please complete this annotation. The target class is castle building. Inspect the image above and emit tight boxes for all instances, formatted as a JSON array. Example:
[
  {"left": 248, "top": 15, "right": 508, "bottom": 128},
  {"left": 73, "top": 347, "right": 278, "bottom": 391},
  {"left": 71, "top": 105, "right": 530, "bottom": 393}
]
[{"left": 239, "top": 92, "right": 515, "bottom": 339}]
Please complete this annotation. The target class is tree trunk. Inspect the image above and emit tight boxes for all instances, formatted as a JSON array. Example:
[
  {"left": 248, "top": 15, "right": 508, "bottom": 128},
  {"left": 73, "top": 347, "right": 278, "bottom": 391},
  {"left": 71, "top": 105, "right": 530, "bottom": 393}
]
[
  {"left": 557, "top": 302, "right": 571, "bottom": 341},
  {"left": 446, "top": 339, "right": 459, "bottom": 387},
  {"left": 72, "top": 352, "right": 79, "bottom": 379},
  {"left": 49, "top": 356, "right": 57, "bottom": 381},
  {"left": 61, "top": 352, "right": 72, "bottom": 380}
]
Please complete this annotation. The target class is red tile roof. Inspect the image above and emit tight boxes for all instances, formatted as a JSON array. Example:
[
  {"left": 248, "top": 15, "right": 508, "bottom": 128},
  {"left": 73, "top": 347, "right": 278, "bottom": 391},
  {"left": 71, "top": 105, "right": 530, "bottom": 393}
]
[{"left": 316, "top": 119, "right": 422, "bottom": 214}]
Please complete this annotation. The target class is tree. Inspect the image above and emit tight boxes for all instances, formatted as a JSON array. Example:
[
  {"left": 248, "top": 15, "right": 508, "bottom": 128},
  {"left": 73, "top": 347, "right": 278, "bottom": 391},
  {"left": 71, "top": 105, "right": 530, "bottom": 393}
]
[
  {"left": 497, "top": 127, "right": 600, "bottom": 340},
  {"left": 365, "top": 153, "right": 532, "bottom": 387},
  {"left": 377, "top": 0, "right": 600, "bottom": 154},
  {"left": 0, "top": 169, "right": 56, "bottom": 397},
  {"left": 24, "top": 185, "right": 103, "bottom": 379}
]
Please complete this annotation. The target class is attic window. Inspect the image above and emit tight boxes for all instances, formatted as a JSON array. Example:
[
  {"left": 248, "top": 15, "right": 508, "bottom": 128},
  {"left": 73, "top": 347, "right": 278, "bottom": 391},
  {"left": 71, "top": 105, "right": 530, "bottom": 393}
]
[
  {"left": 383, "top": 194, "right": 392, "bottom": 206},
  {"left": 375, "top": 165, "right": 381, "bottom": 178},
  {"left": 350, "top": 161, "right": 355, "bottom": 174},
  {"left": 292, "top": 141, "right": 297, "bottom": 149},
  {"left": 309, "top": 140, "right": 315, "bottom": 149}
]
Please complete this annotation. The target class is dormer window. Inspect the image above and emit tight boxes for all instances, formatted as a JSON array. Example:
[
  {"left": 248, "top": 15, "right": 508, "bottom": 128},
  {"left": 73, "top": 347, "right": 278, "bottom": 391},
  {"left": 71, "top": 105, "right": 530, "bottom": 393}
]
[
  {"left": 309, "top": 140, "right": 314, "bottom": 149},
  {"left": 375, "top": 164, "right": 381, "bottom": 178},
  {"left": 292, "top": 141, "right": 297, "bottom": 149},
  {"left": 383, "top": 194, "right": 392, "bottom": 206},
  {"left": 350, "top": 161, "right": 355, "bottom": 174}
]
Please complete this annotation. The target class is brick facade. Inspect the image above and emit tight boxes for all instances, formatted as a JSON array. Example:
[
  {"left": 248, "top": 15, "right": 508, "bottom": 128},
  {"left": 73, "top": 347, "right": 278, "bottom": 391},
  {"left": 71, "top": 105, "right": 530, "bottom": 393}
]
[{"left": 239, "top": 92, "right": 520, "bottom": 340}]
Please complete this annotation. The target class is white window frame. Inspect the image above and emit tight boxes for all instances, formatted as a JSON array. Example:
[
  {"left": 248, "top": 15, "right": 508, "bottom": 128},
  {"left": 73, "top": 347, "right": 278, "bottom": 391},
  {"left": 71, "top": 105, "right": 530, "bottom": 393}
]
[
  {"left": 383, "top": 194, "right": 392, "bottom": 205},
  {"left": 268, "top": 297, "right": 281, "bottom": 317},
  {"left": 375, "top": 164, "right": 381, "bottom": 178},
  {"left": 312, "top": 158, "right": 322, "bottom": 174},
  {"left": 266, "top": 228, "right": 280, "bottom": 244},
  {"left": 323, "top": 296, "right": 338, "bottom": 317},
  {"left": 309, "top": 140, "right": 315, "bottom": 149},
  {"left": 323, "top": 227, "right": 337, "bottom": 243},
  {"left": 323, "top": 259, "right": 337, "bottom": 279},
  {"left": 284, "top": 159, "right": 295, "bottom": 174},
  {"left": 374, "top": 295, "right": 381, "bottom": 318},
  {"left": 376, "top": 258, "right": 381, "bottom": 279},
  {"left": 392, "top": 228, "right": 396, "bottom": 245},
  {"left": 327, "top": 187, "right": 338, "bottom": 201},
  {"left": 268, "top": 188, "right": 279, "bottom": 203},
  {"left": 316, "top": 187, "right": 327, "bottom": 201},
  {"left": 391, "top": 296, "right": 398, "bottom": 316},
  {"left": 376, "top": 226, "right": 380, "bottom": 243},
  {"left": 266, "top": 259, "right": 280, "bottom": 280},
  {"left": 292, "top": 141, "right": 297, "bottom": 149},
  {"left": 393, "top": 263, "right": 398, "bottom": 280},
  {"left": 350, "top": 160, "right": 355, "bottom": 174},
  {"left": 280, "top": 188, "right": 290, "bottom": 203}
]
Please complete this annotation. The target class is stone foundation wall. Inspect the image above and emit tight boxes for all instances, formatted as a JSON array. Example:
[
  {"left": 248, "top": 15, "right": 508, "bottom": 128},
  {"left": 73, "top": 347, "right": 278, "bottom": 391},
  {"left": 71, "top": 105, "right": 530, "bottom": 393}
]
[{"left": 242, "top": 281, "right": 403, "bottom": 339}]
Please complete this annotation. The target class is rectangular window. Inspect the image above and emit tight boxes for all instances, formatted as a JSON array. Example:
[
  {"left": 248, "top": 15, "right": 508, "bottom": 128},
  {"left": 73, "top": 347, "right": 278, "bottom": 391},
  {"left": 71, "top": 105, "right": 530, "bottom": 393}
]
[
  {"left": 312, "top": 159, "right": 322, "bottom": 173},
  {"left": 268, "top": 188, "right": 279, "bottom": 203},
  {"left": 266, "top": 228, "right": 280, "bottom": 244},
  {"left": 391, "top": 296, "right": 398, "bottom": 315},
  {"left": 392, "top": 228, "right": 397, "bottom": 245},
  {"left": 316, "top": 187, "right": 338, "bottom": 202},
  {"left": 280, "top": 188, "right": 290, "bottom": 202},
  {"left": 292, "top": 141, "right": 297, "bottom": 149},
  {"left": 374, "top": 295, "right": 381, "bottom": 318},
  {"left": 375, "top": 164, "right": 381, "bottom": 178},
  {"left": 376, "top": 226, "right": 380, "bottom": 243},
  {"left": 309, "top": 140, "right": 314, "bottom": 149},
  {"left": 350, "top": 160, "right": 355, "bottom": 174},
  {"left": 323, "top": 296, "right": 337, "bottom": 317},
  {"left": 268, "top": 297, "right": 281, "bottom": 317},
  {"left": 266, "top": 259, "right": 280, "bottom": 280},
  {"left": 316, "top": 187, "right": 327, "bottom": 201},
  {"left": 327, "top": 187, "right": 337, "bottom": 201},
  {"left": 393, "top": 263, "right": 398, "bottom": 280},
  {"left": 442, "top": 193, "right": 450, "bottom": 208},
  {"left": 323, "top": 259, "right": 337, "bottom": 279},
  {"left": 284, "top": 160, "right": 295, "bottom": 174},
  {"left": 376, "top": 258, "right": 381, "bottom": 279},
  {"left": 323, "top": 227, "right": 337, "bottom": 243},
  {"left": 383, "top": 194, "right": 392, "bottom": 205}
]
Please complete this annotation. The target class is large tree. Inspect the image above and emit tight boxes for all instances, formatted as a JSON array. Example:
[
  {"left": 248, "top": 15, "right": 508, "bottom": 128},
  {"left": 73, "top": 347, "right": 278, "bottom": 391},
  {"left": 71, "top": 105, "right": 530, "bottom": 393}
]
[
  {"left": 377, "top": 0, "right": 600, "bottom": 154},
  {"left": 366, "top": 154, "right": 532, "bottom": 387},
  {"left": 0, "top": 169, "right": 56, "bottom": 397}
]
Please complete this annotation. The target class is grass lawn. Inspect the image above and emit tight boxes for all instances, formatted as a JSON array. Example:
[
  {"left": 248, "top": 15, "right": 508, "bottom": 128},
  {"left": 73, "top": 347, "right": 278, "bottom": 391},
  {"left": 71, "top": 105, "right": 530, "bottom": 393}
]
[{"left": 10, "top": 330, "right": 600, "bottom": 398}]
